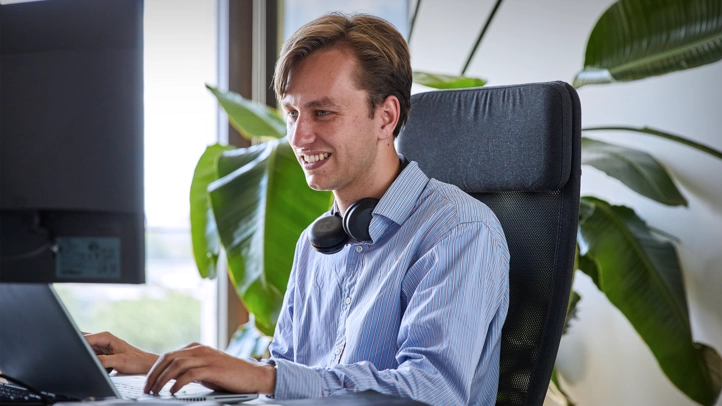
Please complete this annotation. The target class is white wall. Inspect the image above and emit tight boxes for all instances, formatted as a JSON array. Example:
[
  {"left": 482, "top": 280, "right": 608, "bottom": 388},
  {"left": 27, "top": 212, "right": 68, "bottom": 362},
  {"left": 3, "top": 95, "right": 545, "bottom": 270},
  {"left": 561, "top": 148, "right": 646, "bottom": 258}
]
[{"left": 409, "top": 1, "right": 722, "bottom": 405}]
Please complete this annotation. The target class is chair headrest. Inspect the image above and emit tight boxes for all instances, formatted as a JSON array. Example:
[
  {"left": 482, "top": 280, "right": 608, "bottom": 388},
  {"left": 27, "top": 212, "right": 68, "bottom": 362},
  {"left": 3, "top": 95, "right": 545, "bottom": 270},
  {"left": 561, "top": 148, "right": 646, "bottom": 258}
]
[{"left": 397, "top": 81, "right": 576, "bottom": 192}]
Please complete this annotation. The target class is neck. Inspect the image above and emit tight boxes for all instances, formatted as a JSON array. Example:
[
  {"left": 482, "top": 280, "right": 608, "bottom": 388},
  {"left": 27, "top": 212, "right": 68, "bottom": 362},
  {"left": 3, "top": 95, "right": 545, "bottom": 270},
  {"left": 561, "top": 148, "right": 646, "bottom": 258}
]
[{"left": 334, "top": 147, "right": 401, "bottom": 215}]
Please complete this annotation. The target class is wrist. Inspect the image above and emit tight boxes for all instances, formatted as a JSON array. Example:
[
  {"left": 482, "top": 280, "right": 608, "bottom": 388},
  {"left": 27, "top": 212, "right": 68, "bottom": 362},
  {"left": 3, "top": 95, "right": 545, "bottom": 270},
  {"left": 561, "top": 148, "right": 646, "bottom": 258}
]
[
  {"left": 258, "top": 363, "right": 277, "bottom": 396},
  {"left": 144, "top": 353, "right": 160, "bottom": 374}
]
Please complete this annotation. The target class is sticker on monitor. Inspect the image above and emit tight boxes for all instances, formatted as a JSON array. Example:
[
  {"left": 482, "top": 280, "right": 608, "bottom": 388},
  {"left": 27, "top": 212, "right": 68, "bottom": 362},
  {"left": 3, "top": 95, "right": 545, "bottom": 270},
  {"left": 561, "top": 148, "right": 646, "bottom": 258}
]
[{"left": 55, "top": 237, "right": 122, "bottom": 280}]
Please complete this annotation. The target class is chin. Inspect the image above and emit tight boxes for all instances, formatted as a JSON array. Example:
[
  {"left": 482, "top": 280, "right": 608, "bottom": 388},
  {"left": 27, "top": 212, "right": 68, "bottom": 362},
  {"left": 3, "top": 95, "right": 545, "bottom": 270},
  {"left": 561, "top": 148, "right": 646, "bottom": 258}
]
[{"left": 305, "top": 175, "right": 335, "bottom": 192}]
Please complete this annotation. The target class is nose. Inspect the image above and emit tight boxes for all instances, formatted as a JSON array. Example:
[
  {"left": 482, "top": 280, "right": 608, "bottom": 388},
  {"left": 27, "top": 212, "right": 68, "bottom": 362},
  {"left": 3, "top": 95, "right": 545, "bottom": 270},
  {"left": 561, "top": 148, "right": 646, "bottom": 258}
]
[{"left": 288, "top": 114, "right": 316, "bottom": 149}]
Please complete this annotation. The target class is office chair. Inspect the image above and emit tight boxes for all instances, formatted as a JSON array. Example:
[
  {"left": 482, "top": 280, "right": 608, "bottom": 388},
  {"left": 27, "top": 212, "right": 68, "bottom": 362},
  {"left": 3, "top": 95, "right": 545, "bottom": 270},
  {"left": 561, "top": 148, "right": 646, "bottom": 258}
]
[{"left": 397, "top": 81, "right": 581, "bottom": 406}]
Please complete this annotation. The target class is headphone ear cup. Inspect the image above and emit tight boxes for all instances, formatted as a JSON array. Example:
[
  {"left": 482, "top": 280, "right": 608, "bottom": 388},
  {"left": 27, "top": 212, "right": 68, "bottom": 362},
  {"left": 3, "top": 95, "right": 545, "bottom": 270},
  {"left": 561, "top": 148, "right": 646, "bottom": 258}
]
[
  {"left": 309, "top": 214, "right": 348, "bottom": 254},
  {"left": 343, "top": 198, "right": 378, "bottom": 242}
]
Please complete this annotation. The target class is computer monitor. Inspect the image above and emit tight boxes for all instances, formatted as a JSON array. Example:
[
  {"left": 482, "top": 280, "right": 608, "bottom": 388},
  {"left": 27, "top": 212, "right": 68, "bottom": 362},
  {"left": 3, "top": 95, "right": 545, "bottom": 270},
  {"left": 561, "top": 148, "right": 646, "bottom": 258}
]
[{"left": 0, "top": 0, "right": 145, "bottom": 284}]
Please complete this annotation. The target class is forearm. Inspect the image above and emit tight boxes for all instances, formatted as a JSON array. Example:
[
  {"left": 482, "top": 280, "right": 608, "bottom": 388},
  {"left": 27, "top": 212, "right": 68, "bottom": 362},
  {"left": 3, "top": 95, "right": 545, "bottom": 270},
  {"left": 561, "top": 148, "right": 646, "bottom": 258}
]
[{"left": 271, "top": 358, "right": 459, "bottom": 405}]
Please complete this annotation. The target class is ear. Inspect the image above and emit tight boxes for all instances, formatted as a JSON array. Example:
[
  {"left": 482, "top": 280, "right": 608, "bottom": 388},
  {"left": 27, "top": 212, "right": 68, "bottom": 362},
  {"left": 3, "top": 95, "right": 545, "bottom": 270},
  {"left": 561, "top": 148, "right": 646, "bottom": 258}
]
[{"left": 376, "top": 95, "right": 400, "bottom": 140}]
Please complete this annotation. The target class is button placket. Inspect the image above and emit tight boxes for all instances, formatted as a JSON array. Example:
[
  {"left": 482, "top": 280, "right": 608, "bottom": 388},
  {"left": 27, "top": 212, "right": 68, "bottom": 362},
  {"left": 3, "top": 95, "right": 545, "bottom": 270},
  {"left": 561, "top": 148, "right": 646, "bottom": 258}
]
[{"left": 332, "top": 243, "right": 361, "bottom": 365}]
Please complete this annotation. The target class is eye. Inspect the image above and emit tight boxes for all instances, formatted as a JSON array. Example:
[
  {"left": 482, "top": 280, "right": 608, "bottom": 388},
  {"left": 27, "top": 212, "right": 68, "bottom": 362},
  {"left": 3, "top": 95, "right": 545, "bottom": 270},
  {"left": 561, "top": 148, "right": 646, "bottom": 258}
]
[
  {"left": 286, "top": 110, "right": 298, "bottom": 119},
  {"left": 316, "top": 110, "right": 330, "bottom": 117}
]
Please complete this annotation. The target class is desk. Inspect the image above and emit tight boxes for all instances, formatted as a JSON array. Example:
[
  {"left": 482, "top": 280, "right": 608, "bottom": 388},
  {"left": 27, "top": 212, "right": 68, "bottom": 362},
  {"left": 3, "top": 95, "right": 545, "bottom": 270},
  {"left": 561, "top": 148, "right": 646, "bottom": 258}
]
[{"left": 57, "top": 391, "right": 429, "bottom": 405}]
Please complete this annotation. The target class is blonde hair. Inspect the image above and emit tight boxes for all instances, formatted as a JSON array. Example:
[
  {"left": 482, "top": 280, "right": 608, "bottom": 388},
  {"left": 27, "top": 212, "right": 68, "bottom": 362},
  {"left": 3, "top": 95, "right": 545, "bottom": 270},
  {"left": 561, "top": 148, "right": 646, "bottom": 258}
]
[{"left": 274, "top": 13, "right": 412, "bottom": 137}]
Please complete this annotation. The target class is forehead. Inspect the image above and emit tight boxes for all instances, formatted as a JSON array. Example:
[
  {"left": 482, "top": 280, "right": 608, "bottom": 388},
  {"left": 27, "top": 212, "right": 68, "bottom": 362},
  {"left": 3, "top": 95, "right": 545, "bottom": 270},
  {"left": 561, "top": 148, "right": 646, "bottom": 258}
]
[{"left": 281, "top": 48, "right": 364, "bottom": 106}]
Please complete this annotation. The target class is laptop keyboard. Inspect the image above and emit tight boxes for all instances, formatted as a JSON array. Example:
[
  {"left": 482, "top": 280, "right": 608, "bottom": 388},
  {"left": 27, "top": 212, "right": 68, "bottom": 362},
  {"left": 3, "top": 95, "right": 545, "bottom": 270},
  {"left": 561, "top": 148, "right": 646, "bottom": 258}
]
[
  {"left": 0, "top": 384, "right": 44, "bottom": 403},
  {"left": 112, "top": 376, "right": 208, "bottom": 402},
  {"left": 112, "top": 377, "right": 178, "bottom": 400},
  {"left": 114, "top": 381, "right": 151, "bottom": 399},
  {"left": 0, "top": 383, "right": 74, "bottom": 404}
]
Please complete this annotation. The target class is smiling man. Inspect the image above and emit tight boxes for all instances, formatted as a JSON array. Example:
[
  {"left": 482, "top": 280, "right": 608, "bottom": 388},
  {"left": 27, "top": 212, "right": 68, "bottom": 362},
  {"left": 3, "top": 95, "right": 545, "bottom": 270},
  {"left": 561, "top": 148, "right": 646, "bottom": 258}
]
[{"left": 86, "top": 13, "right": 509, "bottom": 406}]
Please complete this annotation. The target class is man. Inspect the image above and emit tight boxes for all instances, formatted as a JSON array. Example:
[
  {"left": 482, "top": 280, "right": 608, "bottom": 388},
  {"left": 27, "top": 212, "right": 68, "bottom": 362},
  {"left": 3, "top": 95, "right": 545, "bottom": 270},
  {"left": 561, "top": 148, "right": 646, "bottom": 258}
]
[{"left": 87, "top": 13, "right": 509, "bottom": 405}]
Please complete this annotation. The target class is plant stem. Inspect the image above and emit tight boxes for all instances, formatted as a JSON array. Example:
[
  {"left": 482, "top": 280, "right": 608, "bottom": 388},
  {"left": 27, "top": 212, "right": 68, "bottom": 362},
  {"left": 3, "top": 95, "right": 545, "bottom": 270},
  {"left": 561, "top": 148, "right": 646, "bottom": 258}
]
[
  {"left": 461, "top": 0, "right": 504, "bottom": 76},
  {"left": 407, "top": 0, "right": 422, "bottom": 44},
  {"left": 583, "top": 126, "right": 722, "bottom": 160}
]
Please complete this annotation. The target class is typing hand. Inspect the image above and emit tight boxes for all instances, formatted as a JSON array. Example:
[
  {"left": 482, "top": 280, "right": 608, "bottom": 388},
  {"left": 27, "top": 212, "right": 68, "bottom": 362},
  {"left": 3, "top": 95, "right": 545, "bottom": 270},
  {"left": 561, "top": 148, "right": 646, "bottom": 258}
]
[
  {"left": 143, "top": 342, "right": 276, "bottom": 396},
  {"left": 84, "top": 331, "right": 159, "bottom": 375}
]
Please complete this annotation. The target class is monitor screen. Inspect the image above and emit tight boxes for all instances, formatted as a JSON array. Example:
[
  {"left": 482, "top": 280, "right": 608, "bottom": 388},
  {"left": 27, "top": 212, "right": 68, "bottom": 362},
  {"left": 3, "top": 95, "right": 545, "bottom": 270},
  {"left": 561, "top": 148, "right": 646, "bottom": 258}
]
[{"left": 0, "top": 0, "right": 145, "bottom": 283}]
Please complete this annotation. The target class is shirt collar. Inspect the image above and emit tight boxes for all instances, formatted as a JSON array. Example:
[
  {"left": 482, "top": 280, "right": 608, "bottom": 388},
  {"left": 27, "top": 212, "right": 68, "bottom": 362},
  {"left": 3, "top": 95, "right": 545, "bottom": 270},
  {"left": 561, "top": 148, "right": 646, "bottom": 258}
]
[{"left": 369, "top": 160, "right": 429, "bottom": 237}]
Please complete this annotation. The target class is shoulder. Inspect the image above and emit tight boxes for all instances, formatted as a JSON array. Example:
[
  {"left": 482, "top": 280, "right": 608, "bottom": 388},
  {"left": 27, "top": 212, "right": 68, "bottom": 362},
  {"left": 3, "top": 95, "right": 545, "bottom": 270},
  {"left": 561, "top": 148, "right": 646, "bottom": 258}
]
[{"left": 421, "top": 178, "right": 506, "bottom": 244}]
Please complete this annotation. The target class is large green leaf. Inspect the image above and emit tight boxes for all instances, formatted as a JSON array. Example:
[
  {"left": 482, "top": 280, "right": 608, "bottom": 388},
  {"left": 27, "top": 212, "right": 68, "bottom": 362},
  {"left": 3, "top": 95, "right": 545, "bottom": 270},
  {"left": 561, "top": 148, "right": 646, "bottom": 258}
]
[
  {"left": 581, "top": 137, "right": 688, "bottom": 206},
  {"left": 189, "top": 144, "right": 234, "bottom": 278},
  {"left": 574, "top": 0, "right": 722, "bottom": 87},
  {"left": 577, "top": 254, "right": 600, "bottom": 290},
  {"left": 205, "top": 84, "right": 286, "bottom": 140},
  {"left": 207, "top": 138, "right": 332, "bottom": 335},
  {"left": 562, "top": 290, "right": 581, "bottom": 336},
  {"left": 578, "top": 197, "right": 722, "bottom": 405},
  {"left": 584, "top": 126, "right": 722, "bottom": 161},
  {"left": 413, "top": 71, "right": 486, "bottom": 89}
]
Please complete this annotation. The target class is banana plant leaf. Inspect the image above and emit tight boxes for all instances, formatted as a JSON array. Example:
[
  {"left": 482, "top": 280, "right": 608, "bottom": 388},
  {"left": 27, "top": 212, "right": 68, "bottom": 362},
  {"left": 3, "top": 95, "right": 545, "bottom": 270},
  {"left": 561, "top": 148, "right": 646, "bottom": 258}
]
[
  {"left": 578, "top": 196, "right": 722, "bottom": 405},
  {"left": 207, "top": 138, "right": 332, "bottom": 335},
  {"left": 581, "top": 137, "right": 688, "bottom": 206},
  {"left": 584, "top": 126, "right": 722, "bottom": 161},
  {"left": 573, "top": 0, "right": 722, "bottom": 87},
  {"left": 413, "top": 71, "right": 486, "bottom": 89},
  {"left": 190, "top": 144, "right": 235, "bottom": 278},
  {"left": 225, "top": 316, "right": 273, "bottom": 359},
  {"left": 576, "top": 254, "right": 600, "bottom": 290},
  {"left": 562, "top": 290, "right": 581, "bottom": 336},
  {"left": 205, "top": 84, "right": 286, "bottom": 140}
]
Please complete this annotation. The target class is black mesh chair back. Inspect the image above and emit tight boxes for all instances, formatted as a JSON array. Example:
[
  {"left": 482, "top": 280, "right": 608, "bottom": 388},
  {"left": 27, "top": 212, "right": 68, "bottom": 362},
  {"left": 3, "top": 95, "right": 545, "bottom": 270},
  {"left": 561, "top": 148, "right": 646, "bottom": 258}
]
[{"left": 397, "top": 81, "right": 581, "bottom": 406}]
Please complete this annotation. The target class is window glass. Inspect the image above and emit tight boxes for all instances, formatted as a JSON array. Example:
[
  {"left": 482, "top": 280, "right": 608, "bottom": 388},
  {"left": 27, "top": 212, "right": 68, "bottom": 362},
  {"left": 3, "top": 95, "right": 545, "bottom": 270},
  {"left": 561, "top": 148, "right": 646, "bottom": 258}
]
[{"left": 55, "top": 0, "right": 219, "bottom": 354}]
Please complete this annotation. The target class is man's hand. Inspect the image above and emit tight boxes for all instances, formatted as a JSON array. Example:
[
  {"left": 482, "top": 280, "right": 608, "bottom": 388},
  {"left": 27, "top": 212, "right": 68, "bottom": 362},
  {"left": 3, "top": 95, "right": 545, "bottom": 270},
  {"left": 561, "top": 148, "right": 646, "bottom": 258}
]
[
  {"left": 143, "top": 343, "right": 276, "bottom": 396},
  {"left": 84, "top": 331, "right": 159, "bottom": 375}
]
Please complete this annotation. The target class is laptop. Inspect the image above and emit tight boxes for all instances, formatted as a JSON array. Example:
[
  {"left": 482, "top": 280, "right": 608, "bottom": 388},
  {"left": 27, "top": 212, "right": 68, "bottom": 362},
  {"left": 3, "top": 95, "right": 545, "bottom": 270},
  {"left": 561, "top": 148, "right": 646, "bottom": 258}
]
[{"left": 0, "top": 283, "right": 257, "bottom": 403}]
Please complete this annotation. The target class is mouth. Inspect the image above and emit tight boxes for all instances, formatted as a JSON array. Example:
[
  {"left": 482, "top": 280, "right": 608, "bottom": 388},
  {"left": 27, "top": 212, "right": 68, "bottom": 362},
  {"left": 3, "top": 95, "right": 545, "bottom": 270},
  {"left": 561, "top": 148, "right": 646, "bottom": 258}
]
[{"left": 300, "top": 152, "right": 331, "bottom": 164}]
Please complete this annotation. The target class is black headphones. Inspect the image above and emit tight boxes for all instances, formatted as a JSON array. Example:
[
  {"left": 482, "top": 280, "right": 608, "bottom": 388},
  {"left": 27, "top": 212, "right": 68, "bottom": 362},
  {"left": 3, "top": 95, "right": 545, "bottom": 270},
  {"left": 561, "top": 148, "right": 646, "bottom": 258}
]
[
  {"left": 308, "top": 156, "right": 409, "bottom": 255},
  {"left": 308, "top": 198, "right": 378, "bottom": 254}
]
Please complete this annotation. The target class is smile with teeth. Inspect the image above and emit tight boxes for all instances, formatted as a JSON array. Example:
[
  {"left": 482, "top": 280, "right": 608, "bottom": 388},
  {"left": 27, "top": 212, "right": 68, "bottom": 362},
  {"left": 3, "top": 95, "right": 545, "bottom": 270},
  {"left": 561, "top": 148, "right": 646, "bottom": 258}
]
[{"left": 302, "top": 153, "right": 331, "bottom": 163}]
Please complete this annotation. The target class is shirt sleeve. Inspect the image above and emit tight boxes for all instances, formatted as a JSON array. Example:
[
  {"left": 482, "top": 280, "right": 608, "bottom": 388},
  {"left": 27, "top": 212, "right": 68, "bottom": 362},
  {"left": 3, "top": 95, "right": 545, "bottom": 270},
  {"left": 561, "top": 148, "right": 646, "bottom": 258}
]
[
  {"left": 270, "top": 221, "right": 510, "bottom": 405},
  {"left": 267, "top": 231, "right": 305, "bottom": 363}
]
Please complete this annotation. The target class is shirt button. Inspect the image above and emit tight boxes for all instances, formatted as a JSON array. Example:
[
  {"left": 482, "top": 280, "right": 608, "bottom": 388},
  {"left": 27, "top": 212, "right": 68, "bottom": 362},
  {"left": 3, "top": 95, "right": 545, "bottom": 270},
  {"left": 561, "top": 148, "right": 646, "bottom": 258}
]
[
  {"left": 334, "top": 348, "right": 341, "bottom": 355},
  {"left": 355, "top": 245, "right": 363, "bottom": 253},
  {"left": 345, "top": 297, "right": 351, "bottom": 305}
]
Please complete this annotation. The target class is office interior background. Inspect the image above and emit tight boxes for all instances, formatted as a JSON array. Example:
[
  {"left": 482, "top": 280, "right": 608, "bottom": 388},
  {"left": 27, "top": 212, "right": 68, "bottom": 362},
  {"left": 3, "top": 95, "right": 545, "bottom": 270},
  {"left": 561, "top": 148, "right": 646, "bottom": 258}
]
[{"left": 26, "top": 0, "right": 721, "bottom": 405}]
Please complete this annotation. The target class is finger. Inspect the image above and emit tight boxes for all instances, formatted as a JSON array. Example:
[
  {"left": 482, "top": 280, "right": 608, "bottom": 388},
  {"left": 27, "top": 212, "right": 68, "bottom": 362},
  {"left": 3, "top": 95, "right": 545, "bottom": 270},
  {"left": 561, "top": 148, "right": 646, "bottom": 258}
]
[
  {"left": 145, "top": 351, "right": 189, "bottom": 394},
  {"left": 182, "top": 342, "right": 202, "bottom": 349},
  {"left": 149, "top": 356, "right": 204, "bottom": 395},
  {"left": 85, "top": 332, "right": 113, "bottom": 349},
  {"left": 169, "top": 367, "right": 204, "bottom": 394},
  {"left": 199, "top": 380, "right": 224, "bottom": 391},
  {"left": 144, "top": 346, "right": 208, "bottom": 393},
  {"left": 144, "top": 354, "right": 167, "bottom": 393},
  {"left": 97, "top": 354, "right": 117, "bottom": 369}
]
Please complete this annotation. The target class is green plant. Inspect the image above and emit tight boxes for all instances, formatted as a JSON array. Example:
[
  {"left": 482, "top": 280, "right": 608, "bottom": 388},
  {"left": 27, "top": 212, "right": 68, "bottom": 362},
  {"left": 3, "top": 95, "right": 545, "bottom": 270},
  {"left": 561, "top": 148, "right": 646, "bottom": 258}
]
[
  {"left": 190, "top": 85, "right": 331, "bottom": 342},
  {"left": 190, "top": 0, "right": 722, "bottom": 403}
]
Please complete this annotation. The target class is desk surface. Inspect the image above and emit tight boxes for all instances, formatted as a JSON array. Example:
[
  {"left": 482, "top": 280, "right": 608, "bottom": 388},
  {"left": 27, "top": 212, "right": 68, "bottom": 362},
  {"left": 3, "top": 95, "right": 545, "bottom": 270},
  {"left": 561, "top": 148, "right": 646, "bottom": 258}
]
[{"left": 56, "top": 391, "right": 429, "bottom": 406}]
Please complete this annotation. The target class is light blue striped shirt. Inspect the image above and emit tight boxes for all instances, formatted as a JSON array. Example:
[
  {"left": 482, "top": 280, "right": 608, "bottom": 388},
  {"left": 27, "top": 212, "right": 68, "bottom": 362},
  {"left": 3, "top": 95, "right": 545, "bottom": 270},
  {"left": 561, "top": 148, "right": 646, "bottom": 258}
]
[{"left": 269, "top": 161, "right": 510, "bottom": 405}]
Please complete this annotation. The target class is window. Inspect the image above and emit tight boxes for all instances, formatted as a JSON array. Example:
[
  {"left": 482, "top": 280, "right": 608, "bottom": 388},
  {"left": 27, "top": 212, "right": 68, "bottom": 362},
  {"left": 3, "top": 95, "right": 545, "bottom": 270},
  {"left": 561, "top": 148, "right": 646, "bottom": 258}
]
[{"left": 55, "top": 0, "right": 220, "bottom": 354}]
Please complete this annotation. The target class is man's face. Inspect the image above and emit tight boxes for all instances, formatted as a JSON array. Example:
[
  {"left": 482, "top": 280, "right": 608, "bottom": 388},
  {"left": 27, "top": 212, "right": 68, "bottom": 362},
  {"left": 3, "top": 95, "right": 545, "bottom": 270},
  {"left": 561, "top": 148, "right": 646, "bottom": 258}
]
[{"left": 281, "top": 47, "right": 380, "bottom": 195}]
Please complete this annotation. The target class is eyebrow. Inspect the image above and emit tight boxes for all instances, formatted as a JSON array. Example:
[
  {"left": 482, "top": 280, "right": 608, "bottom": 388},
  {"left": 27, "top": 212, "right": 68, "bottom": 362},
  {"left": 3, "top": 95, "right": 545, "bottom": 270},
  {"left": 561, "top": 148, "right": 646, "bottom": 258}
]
[{"left": 282, "top": 97, "right": 342, "bottom": 110}]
